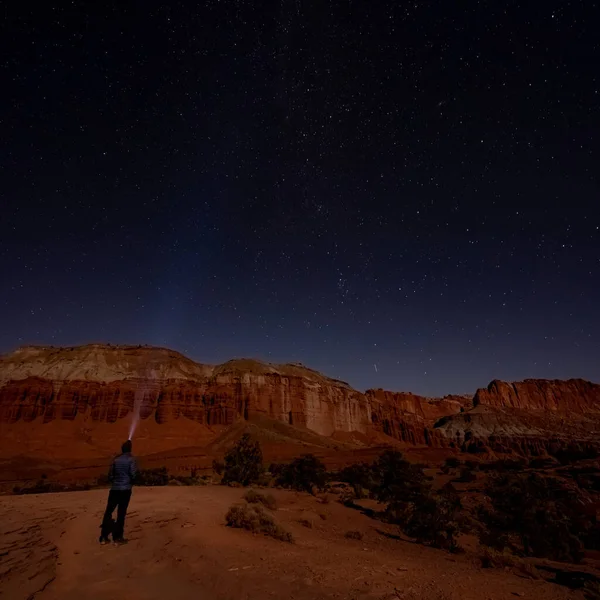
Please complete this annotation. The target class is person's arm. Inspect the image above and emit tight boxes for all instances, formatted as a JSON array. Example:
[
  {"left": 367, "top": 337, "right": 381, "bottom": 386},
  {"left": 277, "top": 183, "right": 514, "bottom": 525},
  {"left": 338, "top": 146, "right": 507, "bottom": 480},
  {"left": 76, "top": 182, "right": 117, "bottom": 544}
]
[
  {"left": 130, "top": 457, "right": 138, "bottom": 484},
  {"left": 108, "top": 460, "right": 115, "bottom": 483}
]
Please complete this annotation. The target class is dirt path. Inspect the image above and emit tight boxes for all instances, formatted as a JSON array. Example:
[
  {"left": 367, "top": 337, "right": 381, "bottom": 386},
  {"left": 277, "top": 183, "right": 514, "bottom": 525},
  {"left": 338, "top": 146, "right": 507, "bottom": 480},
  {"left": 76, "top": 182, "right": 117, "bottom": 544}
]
[{"left": 0, "top": 487, "right": 585, "bottom": 600}]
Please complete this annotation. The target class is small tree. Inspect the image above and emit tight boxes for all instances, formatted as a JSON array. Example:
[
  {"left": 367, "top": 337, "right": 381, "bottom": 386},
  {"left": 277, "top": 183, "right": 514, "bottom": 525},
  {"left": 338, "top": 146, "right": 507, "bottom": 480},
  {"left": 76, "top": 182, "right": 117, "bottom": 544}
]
[
  {"left": 372, "top": 450, "right": 430, "bottom": 505},
  {"left": 222, "top": 434, "right": 263, "bottom": 486},
  {"left": 479, "top": 472, "right": 593, "bottom": 562},
  {"left": 370, "top": 451, "right": 462, "bottom": 551},
  {"left": 339, "top": 462, "right": 376, "bottom": 493},
  {"left": 401, "top": 484, "right": 463, "bottom": 551},
  {"left": 277, "top": 454, "right": 327, "bottom": 493}
]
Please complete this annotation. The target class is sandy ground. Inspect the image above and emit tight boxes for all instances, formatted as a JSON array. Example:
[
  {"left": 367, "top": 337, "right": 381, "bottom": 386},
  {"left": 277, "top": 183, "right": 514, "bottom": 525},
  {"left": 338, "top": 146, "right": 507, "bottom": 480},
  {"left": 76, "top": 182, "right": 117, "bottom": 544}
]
[{"left": 0, "top": 486, "right": 585, "bottom": 600}]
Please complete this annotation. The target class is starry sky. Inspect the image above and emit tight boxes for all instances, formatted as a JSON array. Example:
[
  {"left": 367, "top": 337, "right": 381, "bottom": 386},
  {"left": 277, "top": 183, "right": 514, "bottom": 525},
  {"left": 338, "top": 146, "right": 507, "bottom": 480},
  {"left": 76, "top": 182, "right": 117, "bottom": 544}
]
[{"left": 1, "top": 2, "right": 599, "bottom": 396}]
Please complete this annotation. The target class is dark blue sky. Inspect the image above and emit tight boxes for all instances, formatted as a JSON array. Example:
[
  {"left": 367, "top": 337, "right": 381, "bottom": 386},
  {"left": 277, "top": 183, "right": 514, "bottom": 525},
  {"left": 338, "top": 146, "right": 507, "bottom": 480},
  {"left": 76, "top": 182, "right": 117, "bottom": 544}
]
[{"left": 1, "top": 2, "right": 599, "bottom": 396}]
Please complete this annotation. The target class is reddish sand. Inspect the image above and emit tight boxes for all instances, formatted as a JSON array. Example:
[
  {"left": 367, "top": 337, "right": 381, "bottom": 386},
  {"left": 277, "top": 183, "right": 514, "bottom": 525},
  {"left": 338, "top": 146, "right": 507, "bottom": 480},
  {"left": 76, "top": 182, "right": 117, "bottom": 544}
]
[{"left": 0, "top": 486, "right": 585, "bottom": 600}]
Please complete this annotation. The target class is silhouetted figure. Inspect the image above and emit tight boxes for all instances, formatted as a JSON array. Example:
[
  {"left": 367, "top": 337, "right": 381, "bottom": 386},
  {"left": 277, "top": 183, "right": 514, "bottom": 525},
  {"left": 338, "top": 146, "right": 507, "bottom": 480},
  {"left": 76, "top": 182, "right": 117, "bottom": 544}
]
[{"left": 99, "top": 439, "right": 137, "bottom": 545}]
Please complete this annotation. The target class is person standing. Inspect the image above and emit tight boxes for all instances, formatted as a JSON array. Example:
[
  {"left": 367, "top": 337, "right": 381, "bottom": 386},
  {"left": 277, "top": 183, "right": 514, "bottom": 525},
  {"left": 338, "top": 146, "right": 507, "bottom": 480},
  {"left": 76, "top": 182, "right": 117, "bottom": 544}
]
[{"left": 99, "top": 439, "right": 137, "bottom": 545}]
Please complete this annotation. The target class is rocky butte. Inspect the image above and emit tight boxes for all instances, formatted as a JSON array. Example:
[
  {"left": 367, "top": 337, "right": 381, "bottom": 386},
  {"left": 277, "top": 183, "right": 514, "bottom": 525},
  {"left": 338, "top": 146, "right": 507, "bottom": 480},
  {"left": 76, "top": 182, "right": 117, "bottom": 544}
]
[{"left": 0, "top": 344, "right": 599, "bottom": 460}]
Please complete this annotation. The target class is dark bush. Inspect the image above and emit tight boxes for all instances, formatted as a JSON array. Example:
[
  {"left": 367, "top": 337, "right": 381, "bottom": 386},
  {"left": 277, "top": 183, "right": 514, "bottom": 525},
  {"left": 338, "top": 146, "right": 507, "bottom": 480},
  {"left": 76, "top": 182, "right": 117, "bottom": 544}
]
[
  {"left": 338, "top": 462, "right": 376, "bottom": 491},
  {"left": 244, "top": 489, "right": 277, "bottom": 510},
  {"left": 298, "top": 518, "right": 313, "bottom": 528},
  {"left": 457, "top": 467, "right": 476, "bottom": 483},
  {"left": 371, "top": 451, "right": 462, "bottom": 551},
  {"left": 372, "top": 450, "right": 430, "bottom": 505},
  {"left": 212, "top": 459, "right": 225, "bottom": 475},
  {"left": 222, "top": 434, "right": 264, "bottom": 487},
  {"left": 136, "top": 467, "right": 169, "bottom": 486},
  {"left": 480, "top": 458, "right": 527, "bottom": 472},
  {"left": 268, "top": 463, "right": 285, "bottom": 478},
  {"left": 345, "top": 530, "right": 364, "bottom": 540},
  {"left": 479, "top": 472, "right": 595, "bottom": 562},
  {"left": 392, "top": 484, "right": 463, "bottom": 551},
  {"left": 276, "top": 454, "right": 327, "bottom": 493},
  {"left": 445, "top": 457, "right": 461, "bottom": 469},
  {"left": 554, "top": 444, "right": 599, "bottom": 465},
  {"left": 225, "top": 503, "right": 292, "bottom": 542}
]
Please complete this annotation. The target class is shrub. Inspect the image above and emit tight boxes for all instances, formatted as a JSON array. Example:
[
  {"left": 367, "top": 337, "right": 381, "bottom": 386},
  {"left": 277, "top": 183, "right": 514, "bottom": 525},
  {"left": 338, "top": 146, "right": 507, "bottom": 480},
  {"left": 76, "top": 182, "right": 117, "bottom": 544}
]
[
  {"left": 222, "top": 434, "right": 263, "bottom": 487},
  {"left": 394, "top": 485, "right": 463, "bottom": 552},
  {"left": 479, "top": 547, "right": 540, "bottom": 579},
  {"left": 339, "top": 463, "right": 377, "bottom": 493},
  {"left": 371, "top": 452, "right": 462, "bottom": 551},
  {"left": 480, "top": 458, "right": 527, "bottom": 472},
  {"left": 212, "top": 459, "right": 225, "bottom": 475},
  {"left": 298, "top": 518, "right": 313, "bottom": 528},
  {"left": 225, "top": 503, "right": 293, "bottom": 542},
  {"left": 372, "top": 450, "right": 430, "bottom": 505},
  {"left": 554, "top": 443, "right": 599, "bottom": 465},
  {"left": 244, "top": 489, "right": 277, "bottom": 510},
  {"left": 136, "top": 467, "right": 169, "bottom": 486},
  {"left": 344, "top": 530, "right": 364, "bottom": 540},
  {"left": 457, "top": 467, "right": 476, "bottom": 483},
  {"left": 479, "top": 472, "right": 594, "bottom": 562},
  {"left": 268, "top": 463, "right": 285, "bottom": 478},
  {"left": 276, "top": 454, "right": 327, "bottom": 493},
  {"left": 445, "top": 457, "right": 461, "bottom": 469},
  {"left": 171, "top": 475, "right": 206, "bottom": 486}
]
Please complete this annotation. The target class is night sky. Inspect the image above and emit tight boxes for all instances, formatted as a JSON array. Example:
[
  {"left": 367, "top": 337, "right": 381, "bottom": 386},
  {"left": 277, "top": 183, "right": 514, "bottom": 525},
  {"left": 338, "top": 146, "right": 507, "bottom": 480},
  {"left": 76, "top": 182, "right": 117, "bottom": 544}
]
[{"left": 2, "top": 2, "right": 599, "bottom": 396}]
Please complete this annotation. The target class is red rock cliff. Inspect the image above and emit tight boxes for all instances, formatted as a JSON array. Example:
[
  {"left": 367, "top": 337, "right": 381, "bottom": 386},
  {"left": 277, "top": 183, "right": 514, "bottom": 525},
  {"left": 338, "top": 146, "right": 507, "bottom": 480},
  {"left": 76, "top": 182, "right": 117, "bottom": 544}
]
[
  {"left": 0, "top": 345, "right": 454, "bottom": 456},
  {"left": 474, "top": 379, "right": 600, "bottom": 413},
  {"left": 2, "top": 345, "right": 599, "bottom": 460}
]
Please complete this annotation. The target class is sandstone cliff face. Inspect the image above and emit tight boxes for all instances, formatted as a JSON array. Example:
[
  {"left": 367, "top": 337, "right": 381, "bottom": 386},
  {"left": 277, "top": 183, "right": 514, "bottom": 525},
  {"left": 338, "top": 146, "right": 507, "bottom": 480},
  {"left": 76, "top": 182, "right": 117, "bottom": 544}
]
[
  {"left": 1, "top": 345, "right": 599, "bottom": 460},
  {"left": 0, "top": 345, "right": 452, "bottom": 455},
  {"left": 0, "top": 347, "right": 375, "bottom": 451},
  {"left": 364, "top": 389, "right": 470, "bottom": 446},
  {"left": 436, "top": 379, "right": 600, "bottom": 457},
  {"left": 474, "top": 379, "right": 600, "bottom": 413}
]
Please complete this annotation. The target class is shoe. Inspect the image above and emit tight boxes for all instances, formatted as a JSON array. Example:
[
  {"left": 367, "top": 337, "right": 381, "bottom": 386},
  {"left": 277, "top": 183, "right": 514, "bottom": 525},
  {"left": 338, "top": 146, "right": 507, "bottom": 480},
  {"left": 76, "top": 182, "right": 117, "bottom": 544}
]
[
  {"left": 99, "top": 536, "right": 109, "bottom": 545},
  {"left": 113, "top": 538, "right": 128, "bottom": 545}
]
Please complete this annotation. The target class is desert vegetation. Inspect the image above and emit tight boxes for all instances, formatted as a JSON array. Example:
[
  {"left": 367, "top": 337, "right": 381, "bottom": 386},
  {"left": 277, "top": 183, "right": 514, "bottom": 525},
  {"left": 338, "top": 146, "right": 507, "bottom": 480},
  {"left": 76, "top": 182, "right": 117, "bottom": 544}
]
[
  {"left": 334, "top": 449, "right": 600, "bottom": 562},
  {"left": 273, "top": 454, "right": 327, "bottom": 493},
  {"left": 225, "top": 502, "right": 292, "bottom": 542},
  {"left": 221, "top": 434, "right": 264, "bottom": 486},
  {"left": 215, "top": 436, "right": 600, "bottom": 563},
  {"left": 243, "top": 488, "right": 277, "bottom": 510}
]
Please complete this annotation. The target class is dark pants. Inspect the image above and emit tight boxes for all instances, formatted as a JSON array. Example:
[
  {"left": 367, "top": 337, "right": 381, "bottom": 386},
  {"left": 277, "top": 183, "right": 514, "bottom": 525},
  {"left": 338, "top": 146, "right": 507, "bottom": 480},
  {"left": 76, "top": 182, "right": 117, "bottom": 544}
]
[{"left": 101, "top": 489, "right": 132, "bottom": 540}]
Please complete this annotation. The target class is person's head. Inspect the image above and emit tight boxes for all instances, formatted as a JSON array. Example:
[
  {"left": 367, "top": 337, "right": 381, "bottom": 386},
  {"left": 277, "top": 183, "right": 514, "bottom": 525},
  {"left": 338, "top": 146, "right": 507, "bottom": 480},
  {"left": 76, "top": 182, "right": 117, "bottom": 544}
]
[{"left": 121, "top": 440, "right": 132, "bottom": 454}]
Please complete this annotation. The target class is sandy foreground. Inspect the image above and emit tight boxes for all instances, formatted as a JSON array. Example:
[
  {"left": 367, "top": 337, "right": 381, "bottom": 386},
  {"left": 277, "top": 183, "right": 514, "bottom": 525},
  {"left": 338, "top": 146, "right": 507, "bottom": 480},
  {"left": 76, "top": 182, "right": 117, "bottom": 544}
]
[{"left": 0, "top": 486, "right": 583, "bottom": 600}]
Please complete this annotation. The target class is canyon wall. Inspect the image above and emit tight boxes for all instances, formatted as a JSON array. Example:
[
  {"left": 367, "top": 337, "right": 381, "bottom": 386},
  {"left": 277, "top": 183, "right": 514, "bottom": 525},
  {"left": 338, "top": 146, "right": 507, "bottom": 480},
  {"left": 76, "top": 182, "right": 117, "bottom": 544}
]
[
  {"left": 474, "top": 378, "right": 600, "bottom": 413},
  {"left": 1, "top": 344, "right": 599, "bottom": 460}
]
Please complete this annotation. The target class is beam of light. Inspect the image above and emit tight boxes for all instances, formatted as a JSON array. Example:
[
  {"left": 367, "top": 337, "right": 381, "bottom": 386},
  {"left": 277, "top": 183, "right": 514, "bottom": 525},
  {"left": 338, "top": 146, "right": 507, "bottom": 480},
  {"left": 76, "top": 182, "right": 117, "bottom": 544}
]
[
  {"left": 128, "top": 389, "right": 144, "bottom": 440},
  {"left": 374, "top": 363, "right": 378, "bottom": 372}
]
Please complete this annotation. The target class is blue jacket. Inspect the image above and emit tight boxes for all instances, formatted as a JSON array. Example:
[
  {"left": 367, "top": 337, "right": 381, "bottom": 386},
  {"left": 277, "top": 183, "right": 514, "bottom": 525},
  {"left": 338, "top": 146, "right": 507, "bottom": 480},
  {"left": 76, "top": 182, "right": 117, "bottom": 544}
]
[{"left": 108, "top": 453, "right": 137, "bottom": 490}]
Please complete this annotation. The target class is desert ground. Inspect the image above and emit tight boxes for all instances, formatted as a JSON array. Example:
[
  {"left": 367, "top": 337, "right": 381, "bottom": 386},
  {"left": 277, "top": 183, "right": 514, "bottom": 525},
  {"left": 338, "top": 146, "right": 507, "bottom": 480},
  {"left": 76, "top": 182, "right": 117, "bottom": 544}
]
[{"left": 0, "top": 485, "right": 587, "bottom": 600}]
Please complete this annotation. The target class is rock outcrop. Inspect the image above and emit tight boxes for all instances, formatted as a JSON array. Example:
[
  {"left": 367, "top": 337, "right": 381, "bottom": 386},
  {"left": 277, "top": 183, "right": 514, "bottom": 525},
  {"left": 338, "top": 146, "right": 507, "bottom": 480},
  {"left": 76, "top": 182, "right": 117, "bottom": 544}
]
[
  {"left": 365, "top": 389, "right": 470, "bottom": 446},
  {"left": 474, "top": 379, "right": 600, "bottom": 413},
  {"left": 434, "top": 379, "right": 600, "bottom": 457},
  {"left": 0, "top": 344, "right": 599, "bottom": 460}
]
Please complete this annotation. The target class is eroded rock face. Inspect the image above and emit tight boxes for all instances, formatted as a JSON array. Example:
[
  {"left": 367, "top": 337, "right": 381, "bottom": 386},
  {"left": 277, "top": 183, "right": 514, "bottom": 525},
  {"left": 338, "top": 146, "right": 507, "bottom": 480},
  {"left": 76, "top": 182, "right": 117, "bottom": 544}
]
[
  {"left": 364, "top": 389, "right": 469, "bottom": 446},
  {"left": 1, "top": 345, "right": 599, "bottom": 459},
  {"left": 0, "top": 346, "right": 455, "bottom": 454},
  {"left": 435, "top": 379, "right": 600, "bottom": 457},
  {"left": 474, "top": 379, "right": 600, "bottom": 412}
]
